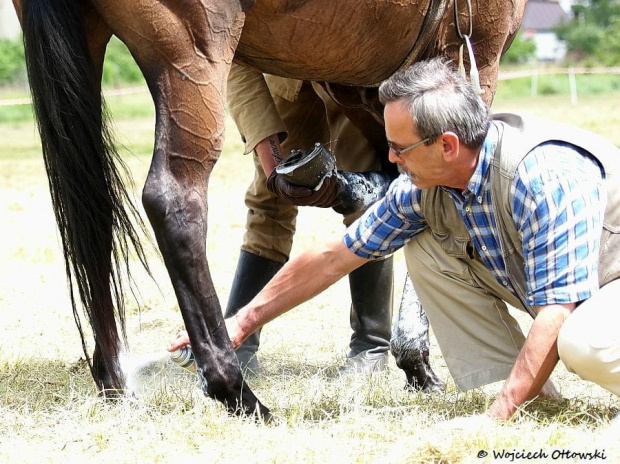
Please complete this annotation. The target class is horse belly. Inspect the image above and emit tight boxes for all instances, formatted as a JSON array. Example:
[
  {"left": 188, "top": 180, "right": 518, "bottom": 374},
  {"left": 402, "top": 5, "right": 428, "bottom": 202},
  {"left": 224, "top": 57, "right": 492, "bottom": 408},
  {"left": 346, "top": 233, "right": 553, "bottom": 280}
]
[{"left": 236, "top": 0, "right": 432, "bottom": 86}]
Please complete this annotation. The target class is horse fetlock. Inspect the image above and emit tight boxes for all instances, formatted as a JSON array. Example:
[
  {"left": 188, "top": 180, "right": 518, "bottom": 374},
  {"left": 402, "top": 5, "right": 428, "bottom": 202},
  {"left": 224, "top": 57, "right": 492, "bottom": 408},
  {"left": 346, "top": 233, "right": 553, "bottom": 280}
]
[
  {"left": 404, "top": 366, "right": 446, "bottom": 393},
  {"left": 200, "top": 371, "right": 271, "bottom": 420}
]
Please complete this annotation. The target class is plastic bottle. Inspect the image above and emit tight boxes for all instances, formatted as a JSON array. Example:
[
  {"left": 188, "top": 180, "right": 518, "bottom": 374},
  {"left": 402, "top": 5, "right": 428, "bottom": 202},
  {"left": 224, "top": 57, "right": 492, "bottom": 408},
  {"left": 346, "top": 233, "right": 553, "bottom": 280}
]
[{"left": 169, "top": 345, "right": 196, "bottom": 372}]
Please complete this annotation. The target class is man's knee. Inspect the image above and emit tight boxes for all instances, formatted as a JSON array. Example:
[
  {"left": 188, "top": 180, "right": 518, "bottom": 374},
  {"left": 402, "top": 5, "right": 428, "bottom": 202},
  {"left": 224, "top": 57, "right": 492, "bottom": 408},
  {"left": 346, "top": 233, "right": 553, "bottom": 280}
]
[{"left": 558, "top": 314, "right": 620, "bottom": 394}]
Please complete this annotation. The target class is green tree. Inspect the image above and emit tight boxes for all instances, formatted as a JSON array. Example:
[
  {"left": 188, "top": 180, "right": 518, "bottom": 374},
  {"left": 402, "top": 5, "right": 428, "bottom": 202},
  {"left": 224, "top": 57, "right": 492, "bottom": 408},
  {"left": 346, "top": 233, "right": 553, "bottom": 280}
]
[
  {"left": 102, "top": 37, "right": 144, "bottom": 86},
  {"left": 0, "top": 38, "right": 26, "bottom": 85},
  {"left": 556, "top": 0, "right": 620, "bottom": 64},
  {"left": 501, "top": 31, "right": 537, "bottom": 64}
]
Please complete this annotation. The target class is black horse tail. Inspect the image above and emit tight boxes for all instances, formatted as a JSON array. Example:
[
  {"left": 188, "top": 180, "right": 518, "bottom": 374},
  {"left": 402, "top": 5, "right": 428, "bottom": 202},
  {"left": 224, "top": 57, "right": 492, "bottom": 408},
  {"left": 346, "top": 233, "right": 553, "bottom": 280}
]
[{"left": 21, "top": 0, "right": 149, "bottom": 391}]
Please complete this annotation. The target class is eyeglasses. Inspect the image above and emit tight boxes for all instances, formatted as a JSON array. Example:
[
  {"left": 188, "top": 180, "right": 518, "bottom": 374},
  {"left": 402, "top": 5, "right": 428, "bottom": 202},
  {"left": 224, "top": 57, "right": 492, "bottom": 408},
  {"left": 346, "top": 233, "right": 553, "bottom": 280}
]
[{"left": 387, "top": 137, "right": 431, "bottom": 158}]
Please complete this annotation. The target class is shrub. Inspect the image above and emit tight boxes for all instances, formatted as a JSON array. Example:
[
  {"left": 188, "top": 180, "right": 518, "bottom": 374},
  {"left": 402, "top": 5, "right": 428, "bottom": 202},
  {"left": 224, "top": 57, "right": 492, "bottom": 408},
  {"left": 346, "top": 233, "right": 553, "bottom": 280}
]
[
  {"left": 501, "top": 31, "right": 537, "bottom": 64},
  {"left": 0, "top": 38, "right": 26, "bottom": 85},
  {"left": 102, "top": 37, "right": 145, "bottom": 86}
]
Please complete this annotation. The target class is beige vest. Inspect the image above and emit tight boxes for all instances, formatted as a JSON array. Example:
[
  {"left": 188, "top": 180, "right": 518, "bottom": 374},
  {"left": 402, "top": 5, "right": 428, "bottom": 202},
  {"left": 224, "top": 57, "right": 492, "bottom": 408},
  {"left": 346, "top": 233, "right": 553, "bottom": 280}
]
[{"left": 422, "top": 113, "right": 620, "bottom": 311}]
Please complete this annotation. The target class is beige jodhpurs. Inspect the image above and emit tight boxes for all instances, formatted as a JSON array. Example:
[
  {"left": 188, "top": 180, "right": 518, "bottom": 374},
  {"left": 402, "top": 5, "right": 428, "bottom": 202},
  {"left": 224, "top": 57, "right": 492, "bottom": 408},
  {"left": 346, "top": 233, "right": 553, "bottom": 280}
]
[
  {"left": 558, "top": 279, "right": 620, "bottom": 396},
  {"left": 404, "top": 230, "right": 620, "bottom": 396},
  {"left": 243, "top": 81, "right": 380, "bottom": 263}
]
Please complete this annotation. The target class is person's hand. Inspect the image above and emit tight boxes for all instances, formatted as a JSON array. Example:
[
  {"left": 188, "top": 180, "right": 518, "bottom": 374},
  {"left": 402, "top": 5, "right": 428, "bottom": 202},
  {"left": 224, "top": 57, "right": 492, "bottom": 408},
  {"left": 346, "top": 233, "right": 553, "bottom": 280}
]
[
  {"left": 168, "top": 321, "right": 244, "bottom": 353},
  {"left": 168, "top": 330, "right": 190, "bottom": 352},
  {"left": 225, "top": 315, "right": 244, "bottom": 350},
  {"left": 266, "top": 171, "right": 342, "bottom": 207}
]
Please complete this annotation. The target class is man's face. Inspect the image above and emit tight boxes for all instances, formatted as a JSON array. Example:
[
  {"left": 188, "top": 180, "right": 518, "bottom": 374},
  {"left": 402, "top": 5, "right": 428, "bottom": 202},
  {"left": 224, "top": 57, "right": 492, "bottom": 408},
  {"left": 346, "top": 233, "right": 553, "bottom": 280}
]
[{"left": 384, "top": 101, "right": 446, "bottom": 189}]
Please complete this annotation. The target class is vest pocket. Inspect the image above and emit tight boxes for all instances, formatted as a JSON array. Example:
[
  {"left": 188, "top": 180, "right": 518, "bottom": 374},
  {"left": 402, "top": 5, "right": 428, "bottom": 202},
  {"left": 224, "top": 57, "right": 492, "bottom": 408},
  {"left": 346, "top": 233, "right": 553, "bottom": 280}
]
[{"left": 430, "top": 231, "right": 473, "bottom": 259}]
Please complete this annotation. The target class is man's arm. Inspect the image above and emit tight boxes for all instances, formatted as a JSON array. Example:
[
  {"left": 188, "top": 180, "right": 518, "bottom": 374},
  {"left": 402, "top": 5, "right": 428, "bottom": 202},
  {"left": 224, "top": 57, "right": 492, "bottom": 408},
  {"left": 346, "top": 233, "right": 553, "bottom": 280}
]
[
  {"left": 226, "top": 239, "right": 369, "bottom": 349},
  {"left": 255, "top": 135, "right": 284, "bottom": 177},
  {"left": 487, "top": 302, "right": 575, "bottom": 420},
  {"left": 227, "top": 63, "right": 286, "bottom": 156}
]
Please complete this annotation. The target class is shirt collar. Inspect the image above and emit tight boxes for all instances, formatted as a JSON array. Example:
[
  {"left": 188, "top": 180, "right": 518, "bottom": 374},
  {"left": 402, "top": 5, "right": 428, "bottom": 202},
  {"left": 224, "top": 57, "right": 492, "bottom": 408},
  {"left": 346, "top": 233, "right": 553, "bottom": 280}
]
[{"left": 464, "top": 122, "right": 498, "bottom": 198}]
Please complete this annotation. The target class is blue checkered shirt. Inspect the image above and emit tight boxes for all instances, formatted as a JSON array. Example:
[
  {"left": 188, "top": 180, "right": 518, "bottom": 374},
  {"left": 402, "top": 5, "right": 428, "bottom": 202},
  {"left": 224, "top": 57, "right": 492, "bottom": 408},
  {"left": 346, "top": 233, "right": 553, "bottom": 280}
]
[{"left": 344, "top": 123, "right": 606, "bottom": 306}]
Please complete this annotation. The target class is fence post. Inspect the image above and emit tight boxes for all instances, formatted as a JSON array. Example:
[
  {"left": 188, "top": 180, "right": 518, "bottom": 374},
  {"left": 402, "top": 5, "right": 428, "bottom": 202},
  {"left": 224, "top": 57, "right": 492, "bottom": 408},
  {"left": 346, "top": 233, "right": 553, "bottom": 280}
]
[{"left": 568, "top": 68, "right": 578, "bottom": 104}]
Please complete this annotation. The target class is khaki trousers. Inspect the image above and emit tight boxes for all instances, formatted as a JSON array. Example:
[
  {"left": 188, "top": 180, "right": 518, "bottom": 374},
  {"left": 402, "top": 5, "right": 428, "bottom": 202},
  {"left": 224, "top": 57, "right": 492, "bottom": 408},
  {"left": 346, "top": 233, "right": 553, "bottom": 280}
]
[
  {"left": 404, "top": 230, "right": 528, "bottom": 390},
  {"left": 404, "top": 230, "right": 620, "bottom": 396},
  {"left": 243, "top": 81, "right": 380, "bottom": 263}
]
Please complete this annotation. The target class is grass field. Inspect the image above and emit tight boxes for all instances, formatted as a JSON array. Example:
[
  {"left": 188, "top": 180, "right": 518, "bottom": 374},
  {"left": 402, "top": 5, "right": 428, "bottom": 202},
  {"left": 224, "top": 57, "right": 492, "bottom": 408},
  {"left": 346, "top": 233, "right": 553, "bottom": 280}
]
[{"left": 1, "top": 85, "right": 619, "bottom": 463}]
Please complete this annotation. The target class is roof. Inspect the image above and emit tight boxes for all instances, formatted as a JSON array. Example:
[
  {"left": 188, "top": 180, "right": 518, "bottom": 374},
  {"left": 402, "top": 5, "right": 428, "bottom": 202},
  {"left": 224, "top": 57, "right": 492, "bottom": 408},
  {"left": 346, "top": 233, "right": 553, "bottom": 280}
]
[{"left": 522, "top": 0, "right": 569, "bottom": 31}]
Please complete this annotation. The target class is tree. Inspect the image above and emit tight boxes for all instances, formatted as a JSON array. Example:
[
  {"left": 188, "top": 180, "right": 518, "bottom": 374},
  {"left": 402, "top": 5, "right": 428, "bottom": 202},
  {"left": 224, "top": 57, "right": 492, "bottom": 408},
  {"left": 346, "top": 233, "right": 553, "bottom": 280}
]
[
  {"left": 0, "top": 38, "right": 26, "bottom": 85},
  {"left": 501, "top": 31, "right": 537, "bottom": 64},
  {"left": 556, "top": 0, "right": 620, "bottom": 64}
]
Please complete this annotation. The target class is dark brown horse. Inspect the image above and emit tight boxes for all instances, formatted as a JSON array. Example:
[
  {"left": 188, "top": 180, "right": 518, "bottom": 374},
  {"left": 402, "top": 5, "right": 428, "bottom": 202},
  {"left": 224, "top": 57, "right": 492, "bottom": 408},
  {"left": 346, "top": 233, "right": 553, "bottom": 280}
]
[{"left": 13, "top": 0, "right": 526, "bottom": 419}]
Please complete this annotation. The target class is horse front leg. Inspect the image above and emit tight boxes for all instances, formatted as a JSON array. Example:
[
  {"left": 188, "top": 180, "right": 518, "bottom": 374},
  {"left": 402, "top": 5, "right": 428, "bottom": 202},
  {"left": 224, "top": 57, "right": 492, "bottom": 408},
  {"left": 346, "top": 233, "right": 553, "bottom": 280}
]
[
  {"left": 141, "top": 83, "right": 269, "bottom": 417},
  {"left": 139, "top": 66, "right": 270, "bottom": 417},
  {"left": 108, "top": 0, "right": 270, "bottom": 417},
  {"left": 391, "top": 276, "right": 445, "bottom": 392}
]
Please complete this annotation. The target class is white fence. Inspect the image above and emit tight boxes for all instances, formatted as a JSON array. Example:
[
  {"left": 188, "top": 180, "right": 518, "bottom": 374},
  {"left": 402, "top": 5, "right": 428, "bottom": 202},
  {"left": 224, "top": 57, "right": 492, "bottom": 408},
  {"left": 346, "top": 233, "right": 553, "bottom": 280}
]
[
  {"left": 498, "top": 67, "right": 620, "bottom": 103},
  {"left": 0, "top": 86, "right": 149, "bottom": 107},
  {"left": 1, "top": 68, "right": 620, "bottom": 107}
]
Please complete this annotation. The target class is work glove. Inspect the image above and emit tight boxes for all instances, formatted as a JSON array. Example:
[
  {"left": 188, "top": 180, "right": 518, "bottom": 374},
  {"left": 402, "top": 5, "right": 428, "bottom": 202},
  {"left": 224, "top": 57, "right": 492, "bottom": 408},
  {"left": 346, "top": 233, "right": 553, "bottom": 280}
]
[{"left": 266, "top": 170, "right": 342, "bottom": 208}]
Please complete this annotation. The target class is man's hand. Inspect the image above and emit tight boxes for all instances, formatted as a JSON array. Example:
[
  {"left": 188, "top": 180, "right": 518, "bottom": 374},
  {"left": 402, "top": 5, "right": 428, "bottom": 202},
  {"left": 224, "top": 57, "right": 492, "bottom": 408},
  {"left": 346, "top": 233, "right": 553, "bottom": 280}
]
[
  {"left": 485, "top": 303, "right": 574, "bottom": 420},
  {"left": 225, "top": 315, "right": 245, "bottom": 350},
  {"left": 267, "top": 171, "right": 342, "bottom": 207},
  {"left": 169, "top": 322, "right": 244, "bottom": 352},
  {"left": 168, "top": 330, "right": 190, "bottom": 352}
]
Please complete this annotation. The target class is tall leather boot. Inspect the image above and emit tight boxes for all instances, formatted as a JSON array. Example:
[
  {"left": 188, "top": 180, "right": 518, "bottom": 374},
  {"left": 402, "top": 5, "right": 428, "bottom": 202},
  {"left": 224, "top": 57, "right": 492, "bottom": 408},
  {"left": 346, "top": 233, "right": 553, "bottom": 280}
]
[
  {"left": 224, "top": 250, "right": 284, "bottom": 371},
  {"left": 340, "top": 256, "right": 394, "bottom": 374}
]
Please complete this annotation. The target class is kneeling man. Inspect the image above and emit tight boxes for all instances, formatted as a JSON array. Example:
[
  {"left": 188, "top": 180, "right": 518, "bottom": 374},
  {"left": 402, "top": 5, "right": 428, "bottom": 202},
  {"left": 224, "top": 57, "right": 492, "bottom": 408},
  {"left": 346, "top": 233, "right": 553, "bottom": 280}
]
[{"left": 172, "top": 57, "right": 620, "bottom": 421}]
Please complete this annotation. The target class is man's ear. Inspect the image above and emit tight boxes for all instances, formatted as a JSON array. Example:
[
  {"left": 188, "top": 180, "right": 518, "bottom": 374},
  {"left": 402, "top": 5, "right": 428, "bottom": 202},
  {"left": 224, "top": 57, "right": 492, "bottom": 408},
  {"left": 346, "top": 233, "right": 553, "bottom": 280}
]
[{"left": 439, "top": 132, "right": 460, "bottom": 162}]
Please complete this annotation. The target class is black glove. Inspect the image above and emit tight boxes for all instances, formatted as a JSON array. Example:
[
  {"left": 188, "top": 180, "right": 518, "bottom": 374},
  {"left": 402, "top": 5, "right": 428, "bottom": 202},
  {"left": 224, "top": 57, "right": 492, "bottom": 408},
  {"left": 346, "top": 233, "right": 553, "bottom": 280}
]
[{"left": 266, "top": 171, "right": 342, "bottom": 208}]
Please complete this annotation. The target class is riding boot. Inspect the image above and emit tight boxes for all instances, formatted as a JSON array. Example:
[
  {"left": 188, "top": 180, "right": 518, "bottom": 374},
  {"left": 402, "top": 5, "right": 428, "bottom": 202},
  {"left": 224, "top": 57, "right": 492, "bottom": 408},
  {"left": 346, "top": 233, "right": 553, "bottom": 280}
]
[
  {"left": 224, "top": 250, "right": 284, "bottom": 372},
  {"left": 340, "top": 256, "right": 394, "bottom": 374}
]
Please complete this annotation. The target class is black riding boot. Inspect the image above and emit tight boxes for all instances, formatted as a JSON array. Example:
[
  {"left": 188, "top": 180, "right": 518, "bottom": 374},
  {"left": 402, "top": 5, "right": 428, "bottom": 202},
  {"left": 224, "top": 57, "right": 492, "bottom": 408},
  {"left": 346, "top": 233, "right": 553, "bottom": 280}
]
[
  {"left": 224, "top": 250, "right": 284, "bottom": 371},
  {"left": 341, "top": 256, "right": 394, "bottom": 373}
]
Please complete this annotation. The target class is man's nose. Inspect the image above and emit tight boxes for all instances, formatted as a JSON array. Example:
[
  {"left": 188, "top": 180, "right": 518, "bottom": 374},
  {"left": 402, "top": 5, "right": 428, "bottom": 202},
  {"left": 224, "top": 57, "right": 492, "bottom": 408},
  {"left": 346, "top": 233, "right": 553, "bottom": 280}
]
[{"left": 388, "top": 149, "right": 401, "bottom": 165}]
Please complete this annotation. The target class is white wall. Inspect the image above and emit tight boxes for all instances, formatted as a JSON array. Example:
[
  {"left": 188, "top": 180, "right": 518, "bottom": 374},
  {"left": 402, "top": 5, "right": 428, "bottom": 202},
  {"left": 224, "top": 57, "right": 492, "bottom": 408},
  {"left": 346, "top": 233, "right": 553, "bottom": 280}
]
[
  {"left": 534, "top": 31, "right": 567, "bottom": 62},
  {"left": 0, "top": 0, "right": 20, "bottom": 40}
]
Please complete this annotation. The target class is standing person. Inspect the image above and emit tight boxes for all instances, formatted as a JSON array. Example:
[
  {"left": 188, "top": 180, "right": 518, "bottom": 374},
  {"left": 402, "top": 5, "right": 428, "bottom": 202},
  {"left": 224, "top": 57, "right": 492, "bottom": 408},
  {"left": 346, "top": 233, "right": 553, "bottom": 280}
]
[
  {"left": 181, "top": 57, "right": 619, "bottom": 420},
  {"left": 223, "top": 63, "right": 395, "bottom": 373}
]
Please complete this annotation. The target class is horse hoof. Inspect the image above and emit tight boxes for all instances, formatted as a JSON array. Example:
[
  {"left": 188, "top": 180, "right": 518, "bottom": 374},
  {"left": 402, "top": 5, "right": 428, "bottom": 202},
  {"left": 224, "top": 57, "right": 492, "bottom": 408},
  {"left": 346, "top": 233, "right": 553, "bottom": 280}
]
[
  {"left": 404, "top": 371, "right": 446, "bottom": 393},
  {"left": 275, "top": 143, "right": 336, "bottom": 188}
]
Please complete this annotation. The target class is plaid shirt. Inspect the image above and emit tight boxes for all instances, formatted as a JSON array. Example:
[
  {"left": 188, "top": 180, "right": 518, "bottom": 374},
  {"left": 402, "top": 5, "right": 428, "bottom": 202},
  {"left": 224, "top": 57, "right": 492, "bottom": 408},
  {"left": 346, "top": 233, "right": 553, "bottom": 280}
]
[{"left": 344, "top": 123, "right": 606, "bottom": 307}]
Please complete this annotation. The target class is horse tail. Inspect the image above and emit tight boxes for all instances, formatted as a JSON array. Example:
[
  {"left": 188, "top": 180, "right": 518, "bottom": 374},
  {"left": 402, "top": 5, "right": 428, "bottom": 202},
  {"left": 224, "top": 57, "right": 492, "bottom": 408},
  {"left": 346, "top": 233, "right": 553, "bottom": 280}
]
[{"left": 21, "top": 0, "right": 149, "bottom": 390}]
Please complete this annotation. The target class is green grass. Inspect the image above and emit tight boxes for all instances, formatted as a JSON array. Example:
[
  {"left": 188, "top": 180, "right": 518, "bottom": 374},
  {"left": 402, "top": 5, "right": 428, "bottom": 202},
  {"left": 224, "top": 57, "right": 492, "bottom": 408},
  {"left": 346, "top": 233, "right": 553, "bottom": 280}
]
[
  {"left": 1, "top": 87, "right": 619, "bottom": 463},
  {"left": 497, "top": 72, "right": 620, "bottom": 98},
  {"left": 0, "top": 89, "right": 154, "bottom": 124}
]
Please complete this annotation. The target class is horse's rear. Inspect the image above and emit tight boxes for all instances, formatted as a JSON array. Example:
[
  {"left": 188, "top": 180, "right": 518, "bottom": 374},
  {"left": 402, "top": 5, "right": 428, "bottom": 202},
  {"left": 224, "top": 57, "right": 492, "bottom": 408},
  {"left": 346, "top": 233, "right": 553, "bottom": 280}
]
[
  {"left": 17, "top": 0, "right": 270, "bottom": 418},
  {"left": 15, "top": 0, "right": 526, "bottom": 418}
]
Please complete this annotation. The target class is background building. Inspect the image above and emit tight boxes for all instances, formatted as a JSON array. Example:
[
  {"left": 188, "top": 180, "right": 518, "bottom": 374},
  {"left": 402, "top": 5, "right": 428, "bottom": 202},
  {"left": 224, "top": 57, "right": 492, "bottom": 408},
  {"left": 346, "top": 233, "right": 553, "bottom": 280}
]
[{"left": 521, "top": 0, "right": 570, "bottom": 62}]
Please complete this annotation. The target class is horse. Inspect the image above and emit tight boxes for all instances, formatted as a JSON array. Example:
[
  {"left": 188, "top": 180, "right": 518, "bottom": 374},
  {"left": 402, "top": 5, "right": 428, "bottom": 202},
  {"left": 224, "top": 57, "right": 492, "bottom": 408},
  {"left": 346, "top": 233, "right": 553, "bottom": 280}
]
[{"left": 13, "top": 0, "right": 526, "bottom": 419}]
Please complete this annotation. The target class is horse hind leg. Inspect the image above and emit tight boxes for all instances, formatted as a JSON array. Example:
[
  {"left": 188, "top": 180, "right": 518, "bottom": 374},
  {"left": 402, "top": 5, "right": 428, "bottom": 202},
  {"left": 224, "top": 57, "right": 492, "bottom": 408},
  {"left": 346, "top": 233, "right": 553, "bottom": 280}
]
[{"left": 391, "top": 276, "right": 445, "bottom": 392}]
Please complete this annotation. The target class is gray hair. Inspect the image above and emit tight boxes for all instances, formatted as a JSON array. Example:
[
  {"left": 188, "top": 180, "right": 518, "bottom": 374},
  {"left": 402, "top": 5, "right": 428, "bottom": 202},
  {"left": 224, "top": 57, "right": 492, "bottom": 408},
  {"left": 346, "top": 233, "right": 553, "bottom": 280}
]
[{"left": 378, "top": 57, "right": 490, "bottom": 148}]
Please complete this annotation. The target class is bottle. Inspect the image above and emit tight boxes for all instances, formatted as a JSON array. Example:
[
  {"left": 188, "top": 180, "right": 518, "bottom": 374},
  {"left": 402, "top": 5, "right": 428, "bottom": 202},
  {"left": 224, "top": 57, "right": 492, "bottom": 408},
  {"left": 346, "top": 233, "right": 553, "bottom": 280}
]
[{"left": 169, "top": 345, "right": 196, "bottom": 372}]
